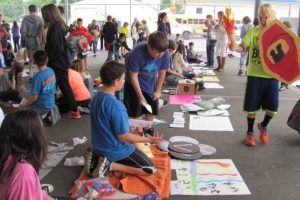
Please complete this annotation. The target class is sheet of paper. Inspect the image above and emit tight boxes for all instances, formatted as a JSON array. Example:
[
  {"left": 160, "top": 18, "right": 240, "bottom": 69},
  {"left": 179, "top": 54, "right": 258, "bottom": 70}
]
[
  {"left": 143, "top": 103, "right": 152, "bottom": 113},
  {"left": 189, "top": 115, "right": 234, "bottom": 132},
  {"left": 172, "top": 159, "right": 251, "bottom": 195},
  {"left": 170, "top": 123, "right": 185, "bottom": 128},
  {"left": 171, "top": 159, "right": 180, "bottom": 169},
  {"left": 204, "top": 83, "right": 224, "bottom": 89},
  {"left": 173, "top": 117, "right": 185, "bottom": 123},
  {"left": 169, "top": 95, "right": 201, "bottom": 105},
  {"left": 173, "top": 112, "right": 184, "bottom": 117},
  {"left": 171, "top": 180, "right": 185, "bottom": 195},
  {"left": 196, "top": 76, "right": 220, "bottom": 82},
  {"left": 11, "top": 104, "right": 19, "bottom": 108}
]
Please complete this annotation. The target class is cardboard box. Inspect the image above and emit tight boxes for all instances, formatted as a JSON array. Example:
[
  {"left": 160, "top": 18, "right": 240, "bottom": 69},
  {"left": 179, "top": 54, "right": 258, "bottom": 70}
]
[{"left": 177, "top": 79, "right": 197, "bottom": 95}]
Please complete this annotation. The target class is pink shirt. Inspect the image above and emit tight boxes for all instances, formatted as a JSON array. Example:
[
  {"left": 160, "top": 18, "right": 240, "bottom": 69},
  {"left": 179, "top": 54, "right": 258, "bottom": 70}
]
[
  {"left": 68, "top": 69, "right": 91, "bottom": 101},
  {"left": 0, "top": 155, "right": 48, "bottom": 200}
]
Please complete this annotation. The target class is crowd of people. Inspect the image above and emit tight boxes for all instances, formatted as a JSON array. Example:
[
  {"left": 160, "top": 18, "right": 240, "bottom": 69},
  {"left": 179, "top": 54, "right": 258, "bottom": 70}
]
[{"left": 0, "top": 3, "right": 299, "bottom": 200}]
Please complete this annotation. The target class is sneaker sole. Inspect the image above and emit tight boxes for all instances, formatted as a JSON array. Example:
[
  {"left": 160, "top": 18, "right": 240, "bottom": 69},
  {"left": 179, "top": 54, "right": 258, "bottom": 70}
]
[
  {"left": 62, "top": 115, "right": 81, "bottom": 119},
  {"left": 242, "top": 140, "right": 256, "bottom": 146}
]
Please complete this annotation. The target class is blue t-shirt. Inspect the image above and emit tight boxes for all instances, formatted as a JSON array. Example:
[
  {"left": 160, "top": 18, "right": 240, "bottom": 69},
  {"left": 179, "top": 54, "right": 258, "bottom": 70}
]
[
  {"left": 91, "top": 91, "right": 135, "bottom": 162},
  {"left": 125, "top": 43, "right": 170, "bottom": 96},
  {"left": 31, "top": 67, "right": 56, "bottom": 110}
]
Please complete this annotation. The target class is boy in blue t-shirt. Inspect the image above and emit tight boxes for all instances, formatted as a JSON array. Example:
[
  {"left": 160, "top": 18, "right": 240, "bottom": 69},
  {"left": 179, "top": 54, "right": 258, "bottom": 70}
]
[
  {"left": 19, "top": 50, "right": 56, "bottom": 116},
  {"left": 124, "top": 31, "right": 170, "bottom": 136},
  {"left": 89, "top": 61, "right": 163, "bottom": 177}
]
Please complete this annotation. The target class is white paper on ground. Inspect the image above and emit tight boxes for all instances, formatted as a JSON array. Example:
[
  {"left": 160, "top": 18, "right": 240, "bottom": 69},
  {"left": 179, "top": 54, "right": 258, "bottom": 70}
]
[
  {"left": 204, "top": 83, "right": 224, "bottom": 89},
  {"left": 173, "top": 112, "right": 184, "bottom": 116},
  {"left": 172, "top": 159, "right": 251, "bottom": 195},
  {"left": 171, "top": 180, "right": 185, "bottom": 195},
  {"left": 171, "top": 159, "right": 180, "bottom": 169},
  {"left": 162, "top": 89, "right": 170, "bottom": 93},
  {"left": 173, "top": 117, "right": 185, "bottom": 123},
  {"left": 189, "top": 115, "right": 234, "bottom": 132},
  {"left": 170, "top": 123, "right": 185, "bottom": 128}
]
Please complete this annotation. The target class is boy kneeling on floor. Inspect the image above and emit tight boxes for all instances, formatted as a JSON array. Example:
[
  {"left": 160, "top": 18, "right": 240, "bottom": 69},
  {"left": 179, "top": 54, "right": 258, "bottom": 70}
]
[
  {"left": 88, "top": 61, "right": 163, "bottom": 178},
  {"left": 19, "top": 49, "right": 56, "bottom": 116}
]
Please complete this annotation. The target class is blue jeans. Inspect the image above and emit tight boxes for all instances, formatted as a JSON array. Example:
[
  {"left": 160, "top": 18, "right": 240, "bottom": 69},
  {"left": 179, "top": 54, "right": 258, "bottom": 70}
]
[
  {"left": 91, "top": 40, "right": 98, "bottom": 54},
  {"left": 239, "top": 50, "right": 249, "bottom": 67},
  {"left": 207, "top": 42, "right": 216, "bottom": 66},
  {"left": 107, "top": 50, "right": 119, "bottom": 62}
]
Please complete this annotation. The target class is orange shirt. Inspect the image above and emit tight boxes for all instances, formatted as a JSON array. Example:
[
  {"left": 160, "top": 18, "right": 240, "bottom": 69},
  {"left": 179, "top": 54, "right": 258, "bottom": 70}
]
[{"left": 68, "top": 69, "right": 90, "bottom": 101}]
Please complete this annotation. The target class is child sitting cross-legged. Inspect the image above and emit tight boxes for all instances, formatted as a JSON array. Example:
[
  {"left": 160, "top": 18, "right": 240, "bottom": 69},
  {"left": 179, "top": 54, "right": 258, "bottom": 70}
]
[
  {"left": 19, "top": 49, "right": 56, "bottom": 116},
  {"left": 88, "top": 61, "right": 163, "bottom": 178},
  {"left": 173, "top": 43, "right": 195, "bottom": 79}
]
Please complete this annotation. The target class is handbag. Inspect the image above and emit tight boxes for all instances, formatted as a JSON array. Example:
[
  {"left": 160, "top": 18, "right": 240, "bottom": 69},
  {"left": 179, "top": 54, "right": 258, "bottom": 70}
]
[{"left": 287, "top": 99, "right": 300, "bottom": 134}]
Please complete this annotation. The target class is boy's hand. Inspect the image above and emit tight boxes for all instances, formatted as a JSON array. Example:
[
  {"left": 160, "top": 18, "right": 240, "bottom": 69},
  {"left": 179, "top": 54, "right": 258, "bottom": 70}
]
[
  {"left": 139, "top": 96, "right": 147, "bottom": 106},
  {"left": 153, "top": 91, "right": 161, "bottom": 100},
  {"left": 148, "top": 132, "right": 164, "bottom": 144}
]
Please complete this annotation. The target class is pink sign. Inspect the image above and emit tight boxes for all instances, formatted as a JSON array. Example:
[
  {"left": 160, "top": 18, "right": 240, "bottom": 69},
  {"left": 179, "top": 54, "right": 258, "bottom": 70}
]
[{"left": 169, "top": 95, "right": 201, "bottom": 105}]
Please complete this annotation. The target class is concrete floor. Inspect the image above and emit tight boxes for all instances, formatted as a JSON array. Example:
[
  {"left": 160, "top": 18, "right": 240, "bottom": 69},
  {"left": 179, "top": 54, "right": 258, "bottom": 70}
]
[{"left": 39, "top": 50, "right": 300, "bottom": 200}]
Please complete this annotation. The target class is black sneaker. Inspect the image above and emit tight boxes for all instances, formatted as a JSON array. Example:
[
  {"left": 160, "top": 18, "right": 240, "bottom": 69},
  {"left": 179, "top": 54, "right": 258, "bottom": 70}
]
[{"left": 99, "top": 158, "right": 111, "bottom": 177}]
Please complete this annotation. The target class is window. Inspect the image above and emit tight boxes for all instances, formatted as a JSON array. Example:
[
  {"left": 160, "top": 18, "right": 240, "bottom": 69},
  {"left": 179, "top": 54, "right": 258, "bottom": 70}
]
[
  {"left": 196, "top": 8, "right": 202, "bottom": 14},
  {"left": 183, "top": 20, "right": 187, "bottom": 24},
  {"left": 193, "top": 19, "right": 199, "bottom": 24},
  {"left": 176, "top": 18, "right": 182, "bottom": 23},
  {"left": 188, "top": 19, "right": 193, "bottom": 24}
]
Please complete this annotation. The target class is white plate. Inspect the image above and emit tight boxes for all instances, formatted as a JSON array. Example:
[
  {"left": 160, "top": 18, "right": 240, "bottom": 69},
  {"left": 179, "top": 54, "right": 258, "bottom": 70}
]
[
  {"left": 157, "top": 140, "right": 169, "bottom": 152},
  {"left": 169, "top": 136, "right": 199, "bottom": 145},
  {"left": 180, "top": 104, "right": 205, "bottom": 112},
  {"left": 197, "top": 109, "right": 225, "bottom": 117},
  {"left": 199, "top": 144, "right": 217, "bottom": 156},
  {"left": 217, "top": 104, "right": 231, "bottom": 110}
]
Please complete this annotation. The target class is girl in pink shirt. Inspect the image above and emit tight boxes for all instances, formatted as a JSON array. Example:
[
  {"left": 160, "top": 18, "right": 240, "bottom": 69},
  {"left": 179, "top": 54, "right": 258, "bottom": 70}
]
[{"left": 0, "top": 109, "right": 53, "bottom": 200}]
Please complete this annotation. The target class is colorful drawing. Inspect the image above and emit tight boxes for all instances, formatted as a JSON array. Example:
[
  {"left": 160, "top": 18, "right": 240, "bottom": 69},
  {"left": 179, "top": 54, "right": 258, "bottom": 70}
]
[
  {"left": 171, "top": 159, "right": 251, "bottom": 195},
  {"left": 195, "top": 76, "right": 220, "bottom": 82}
]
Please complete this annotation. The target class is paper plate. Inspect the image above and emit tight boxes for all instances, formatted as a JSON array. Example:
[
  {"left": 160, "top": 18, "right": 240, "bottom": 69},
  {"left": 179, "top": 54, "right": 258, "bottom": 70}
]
[
  {"left": 197, "top": 109, "right": 225, "bottom": 117},
  {"left": 168, "top": 141, "right": 200, "bottom": 154},
  {"left": 217, "top": 104, "right": 231, "bottom": 110},
  {"left": 169, "top": 136, "right": 199, "bottom": 145},
  {"left": 157, "top": 140, "right": 169, "bottom": 152},
  {"left": 199, "top": 144, "right": 217, "bottom": 156},
  {"left": 169, "top": 149, "right": 202, "bottom": 160},
  {"left": 180, "top": 104, "right": 204, "bottom": 112}
]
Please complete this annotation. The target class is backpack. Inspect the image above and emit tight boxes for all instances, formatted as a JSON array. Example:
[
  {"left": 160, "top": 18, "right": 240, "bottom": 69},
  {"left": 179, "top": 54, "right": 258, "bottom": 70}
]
[{"left": 66, "top": 35, "right": 83, "bottom": 53}]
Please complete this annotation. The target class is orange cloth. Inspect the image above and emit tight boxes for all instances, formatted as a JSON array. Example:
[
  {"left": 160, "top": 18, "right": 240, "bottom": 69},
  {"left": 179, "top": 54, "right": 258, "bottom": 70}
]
[
  {"left": 68, "top": 69, "right": 90, "bottom": 101},
  {"left": 69, "top": 145, "right": 171, "bottom": 199},
  {"left": 109, "top": 145, "right": 171, "bottom": 199}
]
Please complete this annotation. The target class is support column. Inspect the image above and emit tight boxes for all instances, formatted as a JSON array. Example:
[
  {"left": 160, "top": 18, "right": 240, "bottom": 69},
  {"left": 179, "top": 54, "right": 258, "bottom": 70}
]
[
  {"left": 298, "top": 3, "right": 300, "bottom": 37},
  {"left": 65, "top": 0, "right": 68, "bottom": 24},
  {"left": 254, "top": 0, "right": 263, "bottom": 19}
]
